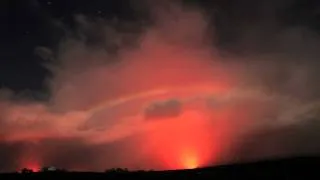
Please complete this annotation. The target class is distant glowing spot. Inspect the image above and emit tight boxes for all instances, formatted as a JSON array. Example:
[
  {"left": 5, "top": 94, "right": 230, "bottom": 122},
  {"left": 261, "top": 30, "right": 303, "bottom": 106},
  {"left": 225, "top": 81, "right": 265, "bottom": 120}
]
[
  {"left": 20, "top": 160, "right": 40, "bottom": 172},
  {"left": 29, "top": 165, "right": 40, "bottom": 172},
  {"left": 181, "top": 153, "right": 199, "bottom": 169}
]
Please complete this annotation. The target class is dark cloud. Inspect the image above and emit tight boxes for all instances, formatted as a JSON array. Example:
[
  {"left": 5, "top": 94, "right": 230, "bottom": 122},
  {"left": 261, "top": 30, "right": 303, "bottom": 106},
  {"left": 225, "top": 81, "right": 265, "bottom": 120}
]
[
  {"left": 0, "top": 142, "right": 21, "bottom": 171},
  {"left": 0, "top": 134, "right": 168, "bottom": 172},
  {"left": 144, "top": 99, "right": 183, "bottom": 120},
  {"left": 234, "top": 112, "right": 320, "bottom": 163},
  {"left": 0, "top": 138, "right": 113, "bottom": 171}
]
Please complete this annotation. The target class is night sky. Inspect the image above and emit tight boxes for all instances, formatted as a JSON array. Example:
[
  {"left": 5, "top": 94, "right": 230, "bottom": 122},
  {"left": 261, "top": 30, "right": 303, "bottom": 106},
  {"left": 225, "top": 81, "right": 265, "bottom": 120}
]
[
  {"left": 1, "top": 0, "right": 143, "bottom": 93},
  {"left": 1, "top": 0, "right": 319, "bottom": 93},
  {"left": 1, "top": 0, "right": 320, "bottom": 172}
]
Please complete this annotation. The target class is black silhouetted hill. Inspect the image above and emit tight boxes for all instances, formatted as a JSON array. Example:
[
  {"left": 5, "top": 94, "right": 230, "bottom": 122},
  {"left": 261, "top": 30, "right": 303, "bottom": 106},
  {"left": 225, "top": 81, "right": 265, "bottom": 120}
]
[{"left": 1, "top": 156, "right": 320, "bottom": 180}]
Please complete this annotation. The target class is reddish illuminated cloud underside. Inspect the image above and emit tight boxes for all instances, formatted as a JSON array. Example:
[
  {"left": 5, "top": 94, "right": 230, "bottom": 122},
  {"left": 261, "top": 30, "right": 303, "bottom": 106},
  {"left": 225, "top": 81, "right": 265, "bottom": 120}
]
[
  {"left": 1, "top": 0, "right": 317, "bottom": 173},
  {"left": 5, "top": 4, "right": 254, "bottom": 171}
]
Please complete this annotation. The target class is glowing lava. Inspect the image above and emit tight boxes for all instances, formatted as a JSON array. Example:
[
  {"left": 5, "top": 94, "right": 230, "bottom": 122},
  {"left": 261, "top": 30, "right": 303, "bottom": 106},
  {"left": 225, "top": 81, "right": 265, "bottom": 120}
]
[
  {"left": 28, "top": 164, "right": 40, "bottom": 172},
  {"left": 19, "top": 158, "right": 41, "bottom": 172},
  {"left": 143, "top": 109, "right": 224, "bottom": 170},
  {"left": 181, "top": 152, "right": 199, "bottom": 169},
  {"left": 19, "top": 163, "right": 40, "bottom": 172}
]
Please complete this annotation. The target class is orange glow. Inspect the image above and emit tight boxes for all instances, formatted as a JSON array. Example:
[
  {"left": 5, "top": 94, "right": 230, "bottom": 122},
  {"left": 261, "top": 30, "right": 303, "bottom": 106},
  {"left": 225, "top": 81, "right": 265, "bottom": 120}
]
[
  {"left": 181, "top": 152, "right": 199, "bottom": 169},
  {"left": 142, "top": 109, "right": 229, "bottom": 170},
  {"left": 3, "top": 6, "right": 241, "bottom": 171}
]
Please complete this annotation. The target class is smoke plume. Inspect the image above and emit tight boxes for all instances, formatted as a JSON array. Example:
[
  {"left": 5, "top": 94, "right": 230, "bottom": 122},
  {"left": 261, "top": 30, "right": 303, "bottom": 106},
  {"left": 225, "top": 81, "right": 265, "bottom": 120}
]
[{"left": 1, "top": 0, "right": 320, "bottom": 172}]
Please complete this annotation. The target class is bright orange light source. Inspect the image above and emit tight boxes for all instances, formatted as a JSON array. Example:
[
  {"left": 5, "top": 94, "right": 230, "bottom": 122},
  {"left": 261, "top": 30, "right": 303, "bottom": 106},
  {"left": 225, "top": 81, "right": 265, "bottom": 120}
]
[{"left": 181, "top": 154, "right": 199, "bottom": 169}]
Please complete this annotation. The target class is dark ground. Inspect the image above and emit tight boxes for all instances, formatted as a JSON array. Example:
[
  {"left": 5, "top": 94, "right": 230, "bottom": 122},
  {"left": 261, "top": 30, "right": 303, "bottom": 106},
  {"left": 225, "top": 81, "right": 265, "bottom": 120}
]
[{"left": 1, "top": 156, "right": 320, "bottom": 180}]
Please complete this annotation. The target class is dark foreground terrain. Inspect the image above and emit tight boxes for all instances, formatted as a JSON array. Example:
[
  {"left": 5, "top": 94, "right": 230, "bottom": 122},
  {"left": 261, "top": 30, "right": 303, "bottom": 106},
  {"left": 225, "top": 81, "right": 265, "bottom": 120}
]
[{"left": 1, "top": 156, "right": 320, "bottom": 180}]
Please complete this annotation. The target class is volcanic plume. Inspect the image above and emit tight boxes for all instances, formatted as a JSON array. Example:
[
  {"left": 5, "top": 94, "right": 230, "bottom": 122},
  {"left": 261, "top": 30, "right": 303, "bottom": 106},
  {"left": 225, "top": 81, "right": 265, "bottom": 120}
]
[{"left": 1, "top": 0, "right": 320, "bottom": 172}]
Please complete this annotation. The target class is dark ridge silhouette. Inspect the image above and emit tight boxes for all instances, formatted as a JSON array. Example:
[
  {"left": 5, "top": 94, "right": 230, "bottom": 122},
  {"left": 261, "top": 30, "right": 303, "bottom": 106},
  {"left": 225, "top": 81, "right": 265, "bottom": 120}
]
[{"left": 1, "top": 156, "right": 320, "bottom": 180}]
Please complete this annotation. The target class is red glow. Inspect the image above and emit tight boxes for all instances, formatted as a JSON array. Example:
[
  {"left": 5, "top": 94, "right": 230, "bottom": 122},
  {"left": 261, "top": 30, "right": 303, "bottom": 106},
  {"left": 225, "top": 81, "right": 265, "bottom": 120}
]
[
  {"left": 20, "top": 163, "right": 40, "bottom": 173},
  {"left": 19, "top": 157, "right": 41, "bottom": 172},
  {"left": 142, "top": 109, "right": 228, "bottom": 170},
  {"left": 4, "top": 7, "right": 242, "bottom": 171},
  {"left": 28, "top": 164, "right": 40, "bottom": 172}
]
